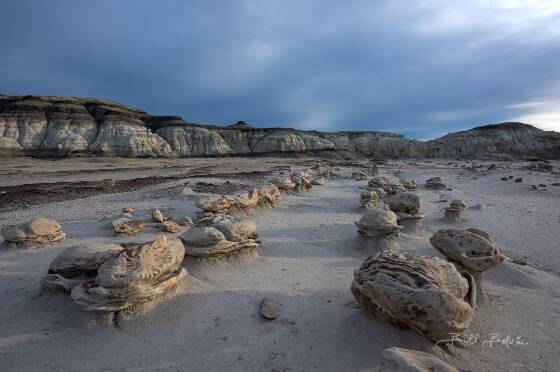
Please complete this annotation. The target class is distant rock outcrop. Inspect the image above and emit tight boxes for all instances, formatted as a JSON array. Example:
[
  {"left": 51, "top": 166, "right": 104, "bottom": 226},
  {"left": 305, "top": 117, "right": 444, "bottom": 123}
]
[{"left": 1, "top": 95, "right": 558, "bottom": 159}]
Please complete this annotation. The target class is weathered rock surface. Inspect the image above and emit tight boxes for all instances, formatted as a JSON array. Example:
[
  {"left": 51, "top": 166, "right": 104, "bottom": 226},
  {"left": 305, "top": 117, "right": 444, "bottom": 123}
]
[
  {"left": 2, "top": 96, "right": 558, "bottom": 159},
  {"left": 355, "top": 208, "right": 401, "bottom": 238},
  {"left": 180, "top": 217, "right": 260, "bottom": 258},
  {"left": 379, "top": 347, "right": 460, "bottom": 372},
  {"left": 429, "top": 229, "right": 505, "bottom": 272},
  {"left": 42, "top": 235, "right": 187, "bottom": 312},
  {"left": 351, "top": 251, "right": 475, "bottom": 341},
  {"left": 1, "top": 217, "right": 65, "bottom": 247}
]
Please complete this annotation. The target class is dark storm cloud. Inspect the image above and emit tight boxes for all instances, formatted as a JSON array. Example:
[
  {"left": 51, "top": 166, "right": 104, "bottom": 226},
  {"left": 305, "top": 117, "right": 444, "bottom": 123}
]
[{"left": 1, "top": 0, "right": 560, "bottom": 138}]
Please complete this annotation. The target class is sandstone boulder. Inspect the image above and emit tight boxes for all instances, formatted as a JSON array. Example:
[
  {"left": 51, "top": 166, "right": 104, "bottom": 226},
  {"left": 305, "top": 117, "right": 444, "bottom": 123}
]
[
  {"left": 1, "top": 217, "right": 65, "bottom": 248},
  {"left": 351, "top": 251, "right": 475, "bottom": 341}
]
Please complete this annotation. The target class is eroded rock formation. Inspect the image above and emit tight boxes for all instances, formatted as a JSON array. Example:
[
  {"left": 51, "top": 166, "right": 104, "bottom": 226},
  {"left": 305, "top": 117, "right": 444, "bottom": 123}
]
[
  {"left": 1, "top": 217, "right": 65, "bottom": 248},
  {"left": 3, "top": 96, "right": 557, "bottom": 159},
  {"left": 351, "top": 251, "right": 475, "bottom": 341},
  {"left": 41, "top": 235, "right": 187, "bottom": 312}
]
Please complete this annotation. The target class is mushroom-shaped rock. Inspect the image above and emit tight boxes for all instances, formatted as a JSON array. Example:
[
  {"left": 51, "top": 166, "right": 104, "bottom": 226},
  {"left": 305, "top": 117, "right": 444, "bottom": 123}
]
[
  {"left": 429, "top": 229, "right": 505, "bottom": 273},
  {"left": 444, "top": 199, "right": 466, "bottom": 223},
  {"left": 379, "top": 347, "right": 459, "bottom": 372},
  {"left": 70, "top": 235, "right": 187, "bottom": 311},
  {"left": 2, "top": 217, "right": 66, "bottom": 248},
  {"left": 112, "top": 217, "right": 143, "bottom": 235},
  {"left": 400, "top": 180, "right": 418, "bottom": 191},
  {"left": 351, "top": 251, "right": 475, "bottom": 341},
  {"left": 360, "top": 191, "right": 380, "bottom": 209},
  {"left": 430, "top": 229, "right": 505, "bottom": 305},
  {"left": 370, "top": 187, "right": 387, "bottom": 198},
  {"left": 386, "top": 192, "right": 420, "bottom": 215},
  {"left": 355, "top": 208, "right": 402, "bottom": 250},
  {"left": 426, "top": 177, "right": 447, "bottom": 190},
  {"left": 159, "top": 221, "right": 184, "bottom": 233}
]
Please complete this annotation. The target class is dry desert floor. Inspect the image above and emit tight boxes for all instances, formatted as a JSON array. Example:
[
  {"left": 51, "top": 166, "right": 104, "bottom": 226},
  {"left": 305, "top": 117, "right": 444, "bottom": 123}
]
[{"left": 0, "top": 156, "right": 559, "bottom": 372}]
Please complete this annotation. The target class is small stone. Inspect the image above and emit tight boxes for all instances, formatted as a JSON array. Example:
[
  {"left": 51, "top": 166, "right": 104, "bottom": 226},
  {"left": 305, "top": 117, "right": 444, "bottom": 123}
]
[
  {"left": 182, "top": 185, "right": 193, "bottom": 193},
  {"left": 122, "top": 207, "right": 134, "bottom": 214},
  {"left": 514, "top": 177, "right": 523, "bottom": 183},
  {"left": 539, "top": 184, "right": 546, "bottom": 187},
  {"left": 500, "top": 176, "right": 508, "bottom": 181},
  {"left": 512, "top": 256, "right": 527, "bottom": 265},
  {"left": 180, "top": 217, "right": 194, "bottom": 227},
  {"left": 260, "top": 297, "right": 278, "bottom": 319}
]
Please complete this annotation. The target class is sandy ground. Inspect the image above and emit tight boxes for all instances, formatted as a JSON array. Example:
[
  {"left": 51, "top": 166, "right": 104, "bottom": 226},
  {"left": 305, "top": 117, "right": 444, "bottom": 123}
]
[{"left": 0, "top": 156, "right": 559, "bottom": 371}]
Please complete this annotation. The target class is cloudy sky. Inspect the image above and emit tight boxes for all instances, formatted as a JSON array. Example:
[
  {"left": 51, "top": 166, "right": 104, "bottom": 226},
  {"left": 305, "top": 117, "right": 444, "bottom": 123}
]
[{"left": 1, "top": 0, "right": 559, "bottom": 138}]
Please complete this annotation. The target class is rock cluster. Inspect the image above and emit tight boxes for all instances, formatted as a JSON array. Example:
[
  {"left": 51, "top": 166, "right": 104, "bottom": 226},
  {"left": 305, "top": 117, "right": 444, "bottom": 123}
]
[
  {"left": 351, "top": 251, "right": 474, "bottom": 341},
  {"left": 1, "top": 217, "right": 65, "bottom": 248},
  {"left": 41, "top": 235, "right": 187, "bottom": 312}
]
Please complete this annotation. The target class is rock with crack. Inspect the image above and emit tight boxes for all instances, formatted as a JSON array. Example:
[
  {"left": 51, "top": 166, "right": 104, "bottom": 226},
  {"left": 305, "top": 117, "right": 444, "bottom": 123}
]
[
  {"left": 430, "top": 229, "right": 505, "bottom": 305},
  {"left": 360, "top": 190, "right": 380, "bottom": 209},
  {"left": 1, "top": 217, "right": 66, "bottom": 248},
  {"left": 355, "top": 208, "right": 402, "bottom": 250},
  {"left": 379, "top": 347, "right": 460, "bottom": 372},
  {"left": 42, "top": 235, "right": 187, "bottom": 312},
  {"left": 444, "top": 199, "right": 466, "bottom": 223},
  {"left": 351, "top": 251, "right": 475, "bottom": 341},
  {"left": 426, "top": 177, "right": 447, "bottom": 190},
  {"left": 181, "top": 217, "right": 260, "bottom": 259},
  {"left": 112, "top": 217, "right": 143, "bottom": 235}
]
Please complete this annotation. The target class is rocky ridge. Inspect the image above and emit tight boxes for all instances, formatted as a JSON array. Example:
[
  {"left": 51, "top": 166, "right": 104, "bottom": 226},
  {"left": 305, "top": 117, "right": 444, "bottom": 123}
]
[{"left": 1, "top": 95, "right": 558, "bottom": 159}]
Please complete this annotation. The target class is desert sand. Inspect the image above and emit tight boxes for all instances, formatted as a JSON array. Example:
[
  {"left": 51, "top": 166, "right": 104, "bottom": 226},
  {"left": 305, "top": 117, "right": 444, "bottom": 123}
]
[{"left": 1, "top": 155, "right": 559, "bottom": 371}]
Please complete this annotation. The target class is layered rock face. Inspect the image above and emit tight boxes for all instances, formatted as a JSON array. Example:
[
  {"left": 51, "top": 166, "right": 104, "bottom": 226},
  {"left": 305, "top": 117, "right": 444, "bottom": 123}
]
[{"left": 1, "top": 95, "right": 558, "bottom": 159}]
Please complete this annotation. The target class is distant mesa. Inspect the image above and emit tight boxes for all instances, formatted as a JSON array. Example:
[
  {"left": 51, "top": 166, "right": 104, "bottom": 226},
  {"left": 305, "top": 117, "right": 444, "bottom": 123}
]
[
  {"left": 226, "top": 121, "right": 254, "bottom": 130},
  {"left": 0, "top": 94, "right": 558, "bottom": 159}
]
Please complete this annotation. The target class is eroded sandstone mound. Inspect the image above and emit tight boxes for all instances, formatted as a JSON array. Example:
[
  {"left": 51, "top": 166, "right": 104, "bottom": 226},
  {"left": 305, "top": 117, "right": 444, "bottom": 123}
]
[
  {"left": 351, "top": 251, "right": 475, "bottom": 341},
  {"left": 42, "top": 235, "right": 187, "bottom": 312},
  {"left": 1, "top": 217, "right": 65, "bottom": 248},
  {"left": 181, "top": 217, "right": 259, "bottom": 258}
]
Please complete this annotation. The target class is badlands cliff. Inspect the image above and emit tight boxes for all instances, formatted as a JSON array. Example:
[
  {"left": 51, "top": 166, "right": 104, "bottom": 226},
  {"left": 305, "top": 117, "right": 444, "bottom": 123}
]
[{"left": 1, "top": 95, "right": 558, "bottom": 159}]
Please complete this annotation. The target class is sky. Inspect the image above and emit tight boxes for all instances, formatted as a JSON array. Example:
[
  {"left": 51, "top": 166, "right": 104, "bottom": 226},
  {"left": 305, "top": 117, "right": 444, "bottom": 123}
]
[{"left": 1, "top": 0, "right": 559, "bottom": 139}]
